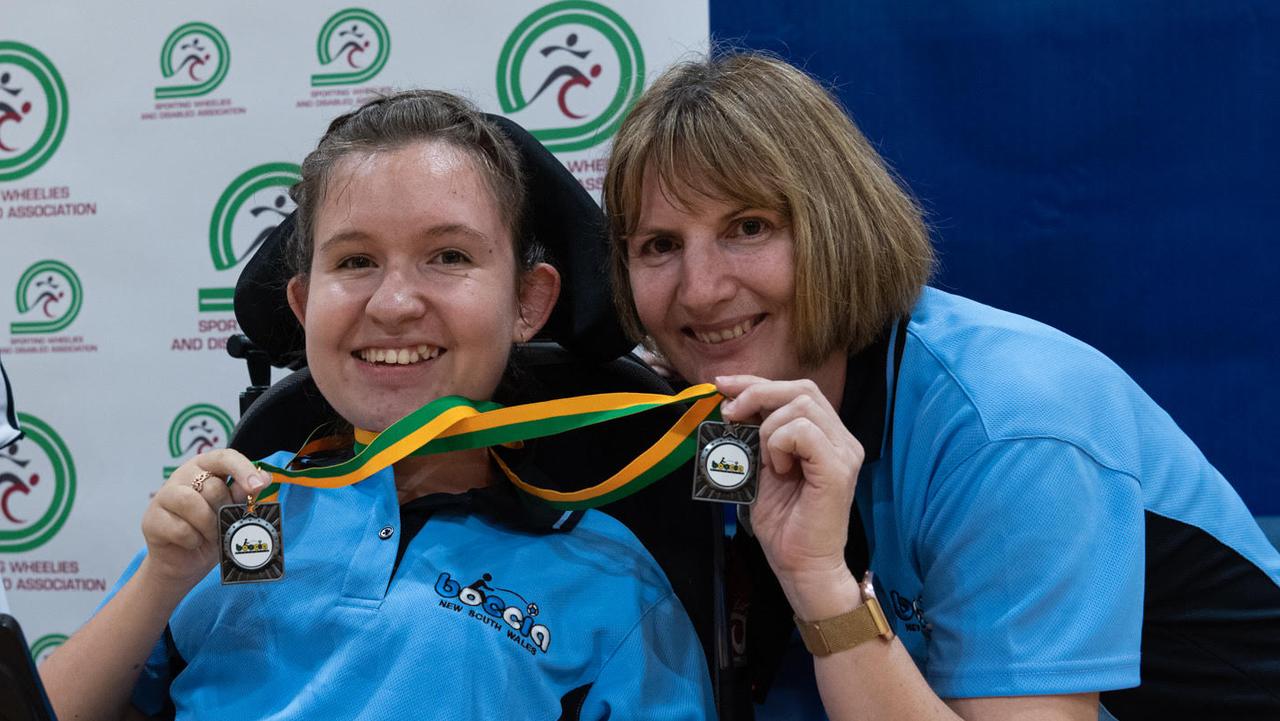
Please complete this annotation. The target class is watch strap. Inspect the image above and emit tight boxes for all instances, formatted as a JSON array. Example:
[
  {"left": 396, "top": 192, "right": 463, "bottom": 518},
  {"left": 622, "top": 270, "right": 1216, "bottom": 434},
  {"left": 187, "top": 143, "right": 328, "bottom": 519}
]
[{"left": 794, "top": 573, "right": 894, "bottom": 656}]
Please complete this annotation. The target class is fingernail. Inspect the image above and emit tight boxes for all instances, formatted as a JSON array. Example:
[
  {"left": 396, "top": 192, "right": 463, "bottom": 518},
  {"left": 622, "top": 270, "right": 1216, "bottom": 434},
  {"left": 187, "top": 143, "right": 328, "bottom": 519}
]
[{"left": 249, "top": 473, "right": 267, "bottom": 491}]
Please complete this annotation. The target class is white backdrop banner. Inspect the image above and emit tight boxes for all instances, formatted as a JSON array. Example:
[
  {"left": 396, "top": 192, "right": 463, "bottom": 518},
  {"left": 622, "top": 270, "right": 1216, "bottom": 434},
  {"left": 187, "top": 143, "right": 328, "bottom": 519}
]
[{"left": 0, "top": 0, "right": 708, "bottom": 662}]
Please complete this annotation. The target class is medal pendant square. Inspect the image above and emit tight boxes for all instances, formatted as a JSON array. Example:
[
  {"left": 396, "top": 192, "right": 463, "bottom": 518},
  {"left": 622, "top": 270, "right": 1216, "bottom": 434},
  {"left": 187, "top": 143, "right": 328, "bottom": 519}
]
[
  {"left": 693, "top": 421, "right": 760, "bottom": 505},
  {"left": 218, "top": 503, "right": 284, "bottom": 584}
]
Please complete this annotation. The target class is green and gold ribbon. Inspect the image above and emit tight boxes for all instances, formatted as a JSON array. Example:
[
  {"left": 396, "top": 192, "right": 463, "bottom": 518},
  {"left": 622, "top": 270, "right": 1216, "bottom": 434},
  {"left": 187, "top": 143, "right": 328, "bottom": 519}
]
[{"left": 253, "top": 385, "right": 721, "bottom": 509}]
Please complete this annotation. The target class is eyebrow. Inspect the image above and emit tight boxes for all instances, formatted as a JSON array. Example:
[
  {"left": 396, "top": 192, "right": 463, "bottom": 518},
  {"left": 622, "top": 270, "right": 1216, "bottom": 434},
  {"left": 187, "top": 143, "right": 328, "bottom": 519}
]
[
  {"left": 632, "top": 205, "right": 751, "bottom": 238},
  {"left": 317, "top": 223, "right": 491, "bottom": 253}
]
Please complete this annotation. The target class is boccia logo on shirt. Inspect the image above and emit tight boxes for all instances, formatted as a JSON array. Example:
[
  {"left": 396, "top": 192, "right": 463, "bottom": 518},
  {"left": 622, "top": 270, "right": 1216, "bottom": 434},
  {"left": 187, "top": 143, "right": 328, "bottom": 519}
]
[
  {"left": 10, "top": 260, "right": 82, "bottom": 335},
  {"left": 0, "top": 413, "right": 76, "bottom": 553},
  {"left": 163, "top": 403, "right": 234, "bottom": 479},
  {"left": 311, "top": 8, "right": 391, "bottom": 87},
  {"left": 155, "top": 22, "right": 230, "bottom": 100},
  {"left": 434, "top": 570, "right": 553, "bottom": 656},
  {"left": 198, "top": 162, "right": 300, "bottom": 313},
  {"left": 496, "top": 0, "right": 645, "bottom": 153},
  {"left": 0, "top": 41, "right": 69, "bottom": 182}
]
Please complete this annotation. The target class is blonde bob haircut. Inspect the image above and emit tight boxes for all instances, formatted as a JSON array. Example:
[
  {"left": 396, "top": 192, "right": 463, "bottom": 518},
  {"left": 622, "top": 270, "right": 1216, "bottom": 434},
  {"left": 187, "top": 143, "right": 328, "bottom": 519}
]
[{"left": 604, "top": 52, "right": 934, "bottom": 365}]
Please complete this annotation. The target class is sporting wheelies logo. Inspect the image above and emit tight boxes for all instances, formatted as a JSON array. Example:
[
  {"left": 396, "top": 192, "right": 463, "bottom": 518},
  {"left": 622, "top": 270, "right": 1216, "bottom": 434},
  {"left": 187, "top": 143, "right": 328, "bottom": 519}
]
[
  {"left": 199, "top": 163, "right": 300, "bottom": 313},
  {"left": 10, "top": 260, "right": 80, "bottom": 335},
  {"left": 163, "top": 404, "right": 234, "bottom": 478},
  {"left": 1, "top": 260, "right": 97, "bottom": 356},
  {"left": 496, "top": 1, "right": 645, "bottom": 153},
  {"left": 0, "top": 413, "right": 75, "bottom": 553},
  {"left": 28, "top": 633, "right": 67, "bottom": 663},
  {"left": 142, "top": 23, "right": 245, "bottom": 121},
  {"left": 312, "top": 9, "right": 391, "bottom": 87},
  {"left": 0, "top": 41, "right": 68, "bottom": 182},
  {"left": 155, "top": 23, "right": 229, "bottom": 100}
]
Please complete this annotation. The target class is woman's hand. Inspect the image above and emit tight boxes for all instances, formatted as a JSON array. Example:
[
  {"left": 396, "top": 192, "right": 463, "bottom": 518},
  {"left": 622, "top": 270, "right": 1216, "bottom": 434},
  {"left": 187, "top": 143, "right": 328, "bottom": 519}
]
[
  {"left": 139, "top": 449, "right": 267, "bottom": 593},
  {"left": 716, "top": 375, "right": 865, "bottom": 616}
]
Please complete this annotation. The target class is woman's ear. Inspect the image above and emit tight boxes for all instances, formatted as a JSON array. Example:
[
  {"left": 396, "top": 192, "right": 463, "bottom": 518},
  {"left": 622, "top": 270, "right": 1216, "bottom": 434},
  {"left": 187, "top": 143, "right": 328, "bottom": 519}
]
[
  {"left": 286, "top": 275, "right": 309, "bottom": 326},
  {"left": 513, "top": 263, "right": 561, "bottom": 342}
]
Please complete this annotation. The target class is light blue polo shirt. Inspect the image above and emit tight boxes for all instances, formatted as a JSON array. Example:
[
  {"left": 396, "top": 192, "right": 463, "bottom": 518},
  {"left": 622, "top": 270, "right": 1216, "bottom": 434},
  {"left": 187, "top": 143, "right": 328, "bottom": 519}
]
[{"left": 105, "top": 454, "right": 715, "bottom": 720}]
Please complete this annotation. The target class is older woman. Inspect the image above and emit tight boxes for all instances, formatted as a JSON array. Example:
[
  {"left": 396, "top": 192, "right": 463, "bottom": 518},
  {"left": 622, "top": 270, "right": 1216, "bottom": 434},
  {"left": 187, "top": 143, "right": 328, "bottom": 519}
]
[
  {"left": 604, "top": 53, "right": 1280, "bottom": 720},
  {"left": 40, "top": 90, "right": 713, "bottom": 721}
]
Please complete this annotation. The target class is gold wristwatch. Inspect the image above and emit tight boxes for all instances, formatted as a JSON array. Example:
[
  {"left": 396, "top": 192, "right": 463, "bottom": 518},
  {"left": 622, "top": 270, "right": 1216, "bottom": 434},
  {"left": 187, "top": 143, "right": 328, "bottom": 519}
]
[{"left": 794, "top": 571, "right": 894, "bottom": 656}]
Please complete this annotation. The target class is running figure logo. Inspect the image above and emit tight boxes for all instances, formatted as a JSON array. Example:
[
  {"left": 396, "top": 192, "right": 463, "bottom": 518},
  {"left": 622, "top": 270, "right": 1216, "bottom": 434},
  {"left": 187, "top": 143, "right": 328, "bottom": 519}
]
[
  {"left": 10, "top": 260, "right": 83, "bottom": 335},
  {"left": 0, "top": 42, "right": 69, "bottom": 181},
  {"left": 0, "top": 414, "right": 75, "bottom": 554},
  {"left": 163, "top": 404, "right": 234, "bottom": 478},
  {"left": 0, "top": 443, "right": 39, "bottom": 525},
  {"left": 155, "top": 22, "right": 230, "bottom": 100},
  {"left": 200, "top": 163, "right": 301, "bottom": 313},
  {"left": 526, "top": 33, "right": 601, "bottom": 120},
  {"left": 0, "top": 70, "right": 32, "bottom": 151},
  {"left": 497, "top": 1, "right": 644, "bottom": 152},
  {"left": 311, "top": 8, "right": 391, "bottom": 87}
]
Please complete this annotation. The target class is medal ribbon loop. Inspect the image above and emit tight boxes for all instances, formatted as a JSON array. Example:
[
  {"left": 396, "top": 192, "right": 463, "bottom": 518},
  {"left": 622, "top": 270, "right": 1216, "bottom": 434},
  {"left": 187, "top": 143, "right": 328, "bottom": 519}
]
[{"left": 254, "top": 384, "right": 722, "bottom": 509}]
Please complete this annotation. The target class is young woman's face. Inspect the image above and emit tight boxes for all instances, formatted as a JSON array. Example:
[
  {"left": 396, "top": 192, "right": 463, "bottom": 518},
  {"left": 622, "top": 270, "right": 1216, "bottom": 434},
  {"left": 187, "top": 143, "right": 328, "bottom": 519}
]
[
  {"left": 288, "top": 141, "right": 547, "bottom": 432},
  {"left": 626, "top": 171, "right": 802, "bottom": 385}
]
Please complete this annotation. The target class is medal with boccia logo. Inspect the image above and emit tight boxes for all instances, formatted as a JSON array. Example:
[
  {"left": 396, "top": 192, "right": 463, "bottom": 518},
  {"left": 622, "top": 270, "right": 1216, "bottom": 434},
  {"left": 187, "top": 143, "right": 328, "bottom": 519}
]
[
  {"left": 219, "top": 497, "right": 284, "bottom": 584},
  {"left": 693, "top": 421, "right": 760, "bottom": 505}
]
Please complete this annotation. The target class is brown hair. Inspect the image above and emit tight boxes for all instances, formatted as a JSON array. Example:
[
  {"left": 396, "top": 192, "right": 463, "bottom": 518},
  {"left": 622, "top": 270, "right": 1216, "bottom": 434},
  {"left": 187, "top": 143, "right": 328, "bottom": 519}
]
[
  {"left": 289, "top": 89, "right": 539, "bottom": 276},
  {"left": 604, "top": 53, "right": 934, "bottom": 363}
]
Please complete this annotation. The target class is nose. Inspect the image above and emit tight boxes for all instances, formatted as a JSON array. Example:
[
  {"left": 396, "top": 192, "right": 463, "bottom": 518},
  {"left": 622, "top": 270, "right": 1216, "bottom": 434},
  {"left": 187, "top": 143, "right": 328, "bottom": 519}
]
[
  {"left": 365, "top": 267, "right": 427, "bottom": 330},
  {"left": 675, "top": 236, "right": 737, "bottom": 313}
]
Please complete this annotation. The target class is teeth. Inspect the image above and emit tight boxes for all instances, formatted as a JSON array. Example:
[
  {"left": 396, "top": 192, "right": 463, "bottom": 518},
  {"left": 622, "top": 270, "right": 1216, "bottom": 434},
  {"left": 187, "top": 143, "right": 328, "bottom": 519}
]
[
  {"left": 358, "top": 344, "right": 443, "bottom": 365},
  {"left": 693, "top": 319, "right": 756, "bottom": 344}
]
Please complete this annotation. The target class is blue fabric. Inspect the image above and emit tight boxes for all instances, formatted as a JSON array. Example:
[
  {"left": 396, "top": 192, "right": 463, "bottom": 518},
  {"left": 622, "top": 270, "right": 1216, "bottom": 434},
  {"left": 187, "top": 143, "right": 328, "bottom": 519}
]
[
  {"left": 105, "top": 454, "right": 714, "bottom": 720},
  {"left": 708, "top": 1, "right": 1280, "bottom": 517},
  {"left": 860, "top": 288, "right": 1280, "bottom": 697}
]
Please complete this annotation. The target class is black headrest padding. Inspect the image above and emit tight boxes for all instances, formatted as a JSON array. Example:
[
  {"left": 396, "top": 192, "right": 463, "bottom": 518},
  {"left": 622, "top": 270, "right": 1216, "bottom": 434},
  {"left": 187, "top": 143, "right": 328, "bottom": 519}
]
[{"left": 234, "top": 114, "right": 631, "bottom": 367}]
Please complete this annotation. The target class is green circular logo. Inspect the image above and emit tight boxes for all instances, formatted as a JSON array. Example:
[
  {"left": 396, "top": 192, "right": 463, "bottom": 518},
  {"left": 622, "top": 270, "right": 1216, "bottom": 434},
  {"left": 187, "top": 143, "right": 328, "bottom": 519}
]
[
  {"left": 311, "top": 8, "right": 391, "bottom": 87},
  {"left": 28, "top": 633, "right": 68, "bottom": 664},
  {"left": 0, "top": 413, "right": 75, "bottom": 553},
  {"left": 0, "top": 42, "right": 69, "bottom": 181},
  {"left": 156, "top": 22, "right": 230, "bottom": 100},
  {"left": 164, "top": 404, "right": 234, "bottom": 477},
  {"left": 496, "top": 1, "right": 645, "bottom": 152},
  {"left": 209, "top": 162, "right": 301, "bottom": 271},
  {"left": 11, "top": 260, "right": 82, "bottom": 335}
]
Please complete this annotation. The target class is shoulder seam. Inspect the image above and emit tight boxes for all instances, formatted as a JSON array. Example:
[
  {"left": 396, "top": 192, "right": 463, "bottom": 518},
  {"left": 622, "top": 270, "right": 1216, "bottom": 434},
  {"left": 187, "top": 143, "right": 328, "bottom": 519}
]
[
  {"left": 904, "top": 326, "right": 993, "bottom": 442},
  {"left": 587, "top": 589, "right": 679, "bottom": 687},
  {"left": 932, "top": 436, "right": 1142, "bottom": 497}
]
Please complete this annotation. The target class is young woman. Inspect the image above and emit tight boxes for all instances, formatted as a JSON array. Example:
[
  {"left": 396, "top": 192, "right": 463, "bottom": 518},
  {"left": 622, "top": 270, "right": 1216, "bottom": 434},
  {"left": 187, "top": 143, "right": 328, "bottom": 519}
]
[
  {"left": 40, "top": 90, "right": 713, "bottom": 721},
  {"left": 604, "top": 53, "right": 1280, "bottom": 721}
]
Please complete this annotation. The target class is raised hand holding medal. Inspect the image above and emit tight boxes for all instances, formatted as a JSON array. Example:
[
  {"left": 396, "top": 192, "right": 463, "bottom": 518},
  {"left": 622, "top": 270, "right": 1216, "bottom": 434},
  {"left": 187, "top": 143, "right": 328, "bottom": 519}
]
[
  {"left": 711, "top": 375, "right": 866, "bottom": 599},
  {"left": 139, "top": 449, "right": 270, "bottom": 592}
]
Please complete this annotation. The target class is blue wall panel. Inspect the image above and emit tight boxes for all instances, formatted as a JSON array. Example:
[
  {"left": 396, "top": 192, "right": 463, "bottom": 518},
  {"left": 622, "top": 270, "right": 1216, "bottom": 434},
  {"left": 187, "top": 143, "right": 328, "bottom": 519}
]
[{"left": 709, "top": 1, "right": 1279, "bottom": 513}]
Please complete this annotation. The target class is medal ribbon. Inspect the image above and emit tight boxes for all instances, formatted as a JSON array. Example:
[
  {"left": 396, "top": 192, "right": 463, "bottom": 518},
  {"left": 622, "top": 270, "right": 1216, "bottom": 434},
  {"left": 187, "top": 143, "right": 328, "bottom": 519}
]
[{"left": 253, "top": 384, "right": 722, "bottom": 509}]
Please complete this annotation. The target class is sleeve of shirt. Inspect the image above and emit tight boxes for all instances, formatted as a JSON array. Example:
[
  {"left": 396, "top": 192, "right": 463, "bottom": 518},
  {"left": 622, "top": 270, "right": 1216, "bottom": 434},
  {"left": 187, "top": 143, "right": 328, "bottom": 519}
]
[
  {"left": 578, "top": 591, "right": 716, "bottom": 720},
  {"left": 913, "top": 437, "right": 1144, "bottom": 698},
  {"left": 97, "top": 548, "right": 176, "bottom": 717}
]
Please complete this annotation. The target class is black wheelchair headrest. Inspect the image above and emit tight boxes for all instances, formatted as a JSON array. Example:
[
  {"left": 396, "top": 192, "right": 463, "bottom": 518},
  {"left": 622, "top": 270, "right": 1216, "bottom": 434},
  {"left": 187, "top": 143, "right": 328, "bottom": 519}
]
[{"left": 234, "top": 114, "right": 631, "bottom": 367}]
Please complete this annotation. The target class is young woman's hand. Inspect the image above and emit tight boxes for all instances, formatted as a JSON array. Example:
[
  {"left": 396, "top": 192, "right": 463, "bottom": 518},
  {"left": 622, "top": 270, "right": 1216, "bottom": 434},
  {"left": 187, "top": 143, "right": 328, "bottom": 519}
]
[
  {"left": 716, "top": 375, "right": 865, "bottom": 615},
  {"left": 139, "top": 449, "right": 267, "bottom": 592}
]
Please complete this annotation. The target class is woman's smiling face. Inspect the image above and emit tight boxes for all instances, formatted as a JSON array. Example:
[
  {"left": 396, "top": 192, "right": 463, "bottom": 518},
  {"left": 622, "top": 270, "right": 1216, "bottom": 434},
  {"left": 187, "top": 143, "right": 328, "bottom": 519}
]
[
  {"left": 625, "top": 171, "right": 803, "bottom": 386},
  {"left": 288, "top": 141, "right": 537, "bottom": 432}
]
